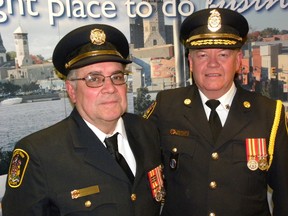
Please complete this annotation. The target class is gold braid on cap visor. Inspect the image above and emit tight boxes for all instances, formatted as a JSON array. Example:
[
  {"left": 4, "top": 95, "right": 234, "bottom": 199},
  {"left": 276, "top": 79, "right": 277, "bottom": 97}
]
[
  {"left": 65, "top": 50, "right": 123, "bottom": 69},
  {"left": 186, "top": 33, "right": 243, "bottom": 46}
]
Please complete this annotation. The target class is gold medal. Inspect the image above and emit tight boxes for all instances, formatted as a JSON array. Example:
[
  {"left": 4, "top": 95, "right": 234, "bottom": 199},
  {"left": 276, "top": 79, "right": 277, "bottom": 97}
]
[
  {"left": 258, "top": 157, "right": 268, "bottom": 171},
  {"left": 257, "top": 138, "right": 268, "bottom": 171},
  {"left": 155, "top": 190, "right": 163, "bottom": 202}
]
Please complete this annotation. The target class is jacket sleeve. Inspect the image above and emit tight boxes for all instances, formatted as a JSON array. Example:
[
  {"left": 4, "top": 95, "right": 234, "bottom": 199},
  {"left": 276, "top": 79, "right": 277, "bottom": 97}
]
[
  {"left": 267, "top": 102, "right": 288, "bottom": 216},
  {"left": 2, "top": 139, "right": 53, "bottom": 216}
]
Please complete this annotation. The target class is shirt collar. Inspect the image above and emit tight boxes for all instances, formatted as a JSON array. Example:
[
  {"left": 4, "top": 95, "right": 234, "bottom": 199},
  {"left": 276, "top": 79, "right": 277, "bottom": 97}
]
[
  {"left": 83, "top": 117, "right": 127, "bottom": 143},
  {"left": 199, "top": 83, "right": 237, "bottom": 110}
]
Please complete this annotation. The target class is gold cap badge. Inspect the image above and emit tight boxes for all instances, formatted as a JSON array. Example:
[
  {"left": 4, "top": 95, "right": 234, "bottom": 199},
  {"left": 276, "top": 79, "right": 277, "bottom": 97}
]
[
  {"left": 90, "top": 29, "right": 106, "bottom": 45},
  {"left": 208, "top": 9, "right": 221, "bottom": 32}
]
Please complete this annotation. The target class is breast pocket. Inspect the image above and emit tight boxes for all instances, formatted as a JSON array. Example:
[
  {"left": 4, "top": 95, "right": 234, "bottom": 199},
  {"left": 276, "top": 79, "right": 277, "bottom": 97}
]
[
  {"left": 232, "top": 140, "right": 267, "bottom": 196},
  {"left": 56, "top": 184, "right": 117, "bottom": 215},
  {"left": 160, "top": 129, "right": 198, "bottom": 172}
]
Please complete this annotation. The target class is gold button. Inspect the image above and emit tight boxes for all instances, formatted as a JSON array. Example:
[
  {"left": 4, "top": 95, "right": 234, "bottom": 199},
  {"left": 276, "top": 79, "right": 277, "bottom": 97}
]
[
  {"left": 184, "top": 98, "right": 191, "bottom": 105},
  {"left": 209, "top": 213, "right": 216, "bottom": 216},
  {"left": 211, "top": 152, "right": 219, "bottom": 160},
  {"left": 209, "top": 181, "right": 217, "bottom": 189},
  {"left": 131, "top": 193, "right": 137, "bottom": 201},
  {"left": 85, "top": 200, "right": 91, "bottom": 208},
  {"left": 172, "top": 148, "right": 177, "bottom": 153},
  {"left": 243, "top": 101, "right": 251, "bottom": 108}
]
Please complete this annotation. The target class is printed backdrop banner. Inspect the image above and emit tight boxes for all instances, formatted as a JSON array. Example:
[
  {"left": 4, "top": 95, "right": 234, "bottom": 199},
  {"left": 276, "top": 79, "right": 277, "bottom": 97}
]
[{"left": 0, "top": 0, "right": 287, "bottom": 208}]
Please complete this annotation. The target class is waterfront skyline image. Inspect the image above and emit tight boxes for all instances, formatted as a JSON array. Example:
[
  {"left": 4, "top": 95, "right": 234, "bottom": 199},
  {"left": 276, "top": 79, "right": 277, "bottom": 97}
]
[{"left": 0, "top": 0, "right": 287, "bottom": 59}]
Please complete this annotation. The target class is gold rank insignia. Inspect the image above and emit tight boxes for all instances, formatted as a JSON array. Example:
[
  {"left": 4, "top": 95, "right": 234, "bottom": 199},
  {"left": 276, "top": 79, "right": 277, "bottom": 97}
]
[
  {"left": 143, "top": 101, "right": 157, "bottom": 119},
  {"left": 8, "top": 149, "right": 29, "bottom": 188},
  {"left": 90, "top": 28, "right": 106, "bottom": 45}
]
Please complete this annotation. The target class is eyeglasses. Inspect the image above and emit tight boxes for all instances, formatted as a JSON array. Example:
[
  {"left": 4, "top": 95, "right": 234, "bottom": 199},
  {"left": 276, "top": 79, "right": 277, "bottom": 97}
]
[{"left": 69, "top": 72, "right": 129, "bottom": 88}]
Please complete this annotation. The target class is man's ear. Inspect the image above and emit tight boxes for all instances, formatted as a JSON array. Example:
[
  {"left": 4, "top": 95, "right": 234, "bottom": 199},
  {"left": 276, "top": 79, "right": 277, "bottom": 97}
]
[
  {"left": 65, "top": 80, "right": 76, "bottom": 104},
  {"left": 236, "top": 50, "right": 243, "bottom": 72},
  {"left": 188, "top": 52, "right": 193, "bottom": 73}
]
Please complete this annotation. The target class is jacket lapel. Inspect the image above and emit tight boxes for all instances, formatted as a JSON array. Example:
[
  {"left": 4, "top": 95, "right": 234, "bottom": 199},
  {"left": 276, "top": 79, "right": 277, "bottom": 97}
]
[
  {"left": 68, "top": 108, "right": 130, "bottom": 183},
  {"left": 122, "top": 114, "right": 145, "bottom": 187},
  {"left": 216, "top": 88, "right": 254, "bottom": 148},
  {"left": 183, "top": 86, "right": 214, "bottom": 143}
]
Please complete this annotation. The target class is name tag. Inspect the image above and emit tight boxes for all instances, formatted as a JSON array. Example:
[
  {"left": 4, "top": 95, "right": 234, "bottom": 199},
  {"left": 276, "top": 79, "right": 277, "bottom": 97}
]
[{"left": 71, "top": 185, "right": 100, "bottom": 199}]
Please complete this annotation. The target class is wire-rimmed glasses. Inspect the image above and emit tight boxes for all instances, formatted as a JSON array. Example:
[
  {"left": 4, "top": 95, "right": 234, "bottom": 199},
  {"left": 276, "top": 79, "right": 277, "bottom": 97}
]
[{"left": 69, "top": 72, "right": 129, "bottom": 88}]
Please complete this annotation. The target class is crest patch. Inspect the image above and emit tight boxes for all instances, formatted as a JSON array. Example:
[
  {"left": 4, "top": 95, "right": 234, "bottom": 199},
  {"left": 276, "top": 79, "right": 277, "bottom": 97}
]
[{"left": 8, "top": 149, "right": 29, "bottom": 188}]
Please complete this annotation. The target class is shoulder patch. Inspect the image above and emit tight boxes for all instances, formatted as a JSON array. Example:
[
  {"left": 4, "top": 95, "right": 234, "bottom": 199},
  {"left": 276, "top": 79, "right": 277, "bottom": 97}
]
[
  {"left": 8, "top": 148, "right": 29, "bottom": 188},
  {"left": 143, "top": 101, "right": 157, "bottom": 119}
]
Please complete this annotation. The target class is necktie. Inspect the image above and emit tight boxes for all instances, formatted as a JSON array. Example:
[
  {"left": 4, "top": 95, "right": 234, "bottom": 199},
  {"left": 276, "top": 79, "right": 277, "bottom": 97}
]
[
  {"left": 104, "top": 133, "right": 134, "bottom": 183},
  {"left": 206, "top": 99, "right": 222, "bottom": 142}
]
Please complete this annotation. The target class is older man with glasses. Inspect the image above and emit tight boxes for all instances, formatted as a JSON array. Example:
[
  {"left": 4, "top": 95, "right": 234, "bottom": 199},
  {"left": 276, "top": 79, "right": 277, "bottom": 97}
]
[{"left": 2, "top": 24, "right": 165, "bottom": 216}]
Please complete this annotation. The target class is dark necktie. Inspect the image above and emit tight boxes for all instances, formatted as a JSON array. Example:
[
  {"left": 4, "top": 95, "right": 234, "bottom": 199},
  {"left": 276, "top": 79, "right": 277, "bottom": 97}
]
[
  {"left": 206, "top": 99, "right": 222, "bottom": 142},
  {"left": 104, "top": 133, "right": 134, "bottom": 183}
]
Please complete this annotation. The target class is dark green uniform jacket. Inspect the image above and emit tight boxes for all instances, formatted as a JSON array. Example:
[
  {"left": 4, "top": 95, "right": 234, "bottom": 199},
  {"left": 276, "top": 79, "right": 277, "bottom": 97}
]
[
  {"left": 148, "top": 84, "right": 288, "bottom": 216},
  {"left": 2, "top": 108, "right": 162, "bottom": 216}
]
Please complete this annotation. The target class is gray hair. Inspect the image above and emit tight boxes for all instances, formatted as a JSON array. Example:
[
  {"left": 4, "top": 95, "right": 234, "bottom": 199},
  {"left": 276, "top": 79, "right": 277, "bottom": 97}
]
[{"left": 66, "top": 69, "right": 78, "bottom": 89}]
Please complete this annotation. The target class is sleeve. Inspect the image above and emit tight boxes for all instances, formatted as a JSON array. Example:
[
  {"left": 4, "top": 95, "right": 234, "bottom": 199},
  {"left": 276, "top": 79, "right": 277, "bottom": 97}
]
[
  {"left": 267, "top": 102, "right": 288, "bottom": 216},
  {"left": 2, "top": 140, "right": 52, "bottom": 216}
]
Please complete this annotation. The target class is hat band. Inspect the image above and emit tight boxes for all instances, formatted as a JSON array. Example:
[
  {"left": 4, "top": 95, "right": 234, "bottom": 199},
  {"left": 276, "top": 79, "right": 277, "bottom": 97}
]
[
  {"left": 189, "top": 39, "right": 238, "bottom": 47},
  {"left": 65, "top": 50, "right": 123, "bottom": 69},
  {"left": 186, "top": 33, "right": 243, "bottom": 43}
]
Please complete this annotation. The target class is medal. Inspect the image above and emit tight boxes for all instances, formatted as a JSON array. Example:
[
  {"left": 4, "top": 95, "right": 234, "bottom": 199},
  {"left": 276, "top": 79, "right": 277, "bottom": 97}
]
[
  {"left": 246, "top": 138, "right": 268, "bottom": 171},
  {"left": 246, "top": 139, "right": 258, "bottom": 171},
  {"left": 257, "top": 138, "right": 268, "bottom": 171},
  {"left": 258, "top": 157, "right": 268, "bottom": 171},
  {"left": 148, "top": 165, "right": 165, "bottom": 202},
  {"left": 247, "top": 158, "right": 258, "bottom": 171},
  {"left": 155, "top": 189, "right": 166, "bottom": 202}
]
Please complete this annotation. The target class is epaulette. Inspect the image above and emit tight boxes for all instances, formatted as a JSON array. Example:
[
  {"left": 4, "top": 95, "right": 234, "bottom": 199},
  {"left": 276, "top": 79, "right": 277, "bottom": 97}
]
[{"left": 143, "top": 101, "right": 157, "bottom": 120}]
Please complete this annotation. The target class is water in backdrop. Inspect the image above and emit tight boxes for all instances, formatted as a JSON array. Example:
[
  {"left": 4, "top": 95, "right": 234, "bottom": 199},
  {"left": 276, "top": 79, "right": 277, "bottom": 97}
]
[{"left": 0, "top": 98, "right": 73, "bottom": 152}]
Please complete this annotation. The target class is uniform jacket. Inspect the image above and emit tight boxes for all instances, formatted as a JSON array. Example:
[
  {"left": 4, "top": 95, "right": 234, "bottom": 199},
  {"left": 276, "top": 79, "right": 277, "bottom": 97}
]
[
  {"left": 2, "top": 108, "right": 162, "bottom": 216},
  {"left": 148, "top": 84, "right": 288, "bottom": 216}
]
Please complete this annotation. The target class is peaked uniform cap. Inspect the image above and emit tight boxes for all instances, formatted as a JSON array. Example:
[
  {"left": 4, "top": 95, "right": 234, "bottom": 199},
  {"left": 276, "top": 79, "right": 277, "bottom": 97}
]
[
  {"left": 180, "top": 8, "right": 249, "bottom": 49},
  {"left": 52, "top": 24, "right": 132, "bottom": 76}
]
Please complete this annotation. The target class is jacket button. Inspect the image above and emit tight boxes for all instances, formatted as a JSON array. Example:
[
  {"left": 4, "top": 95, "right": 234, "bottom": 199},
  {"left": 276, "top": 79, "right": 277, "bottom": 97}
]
[
  {"left": 211, "top": 152, "right": 219, "bottom": 160},
  {"left": 131, "top": 193, "right": 137, "bottom": 201},
  {"left": 85, "top": 200, "right": 92, "bottom": 208},
  {"left": 209, "top": 181, "right": 217, "bottom": 189}
]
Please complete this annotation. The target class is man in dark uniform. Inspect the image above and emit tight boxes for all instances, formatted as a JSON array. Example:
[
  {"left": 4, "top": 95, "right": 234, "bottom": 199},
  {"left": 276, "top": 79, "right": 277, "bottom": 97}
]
[
  {"left": 2, "top": 24, "right": 165, "bottom": 216},
  {"left": 144, "top": 8, "right": 288, "bottom": 216}
]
